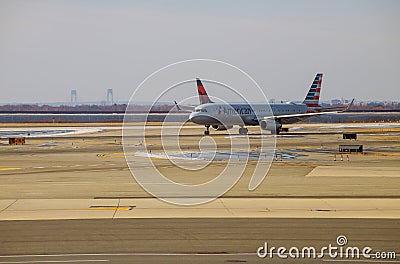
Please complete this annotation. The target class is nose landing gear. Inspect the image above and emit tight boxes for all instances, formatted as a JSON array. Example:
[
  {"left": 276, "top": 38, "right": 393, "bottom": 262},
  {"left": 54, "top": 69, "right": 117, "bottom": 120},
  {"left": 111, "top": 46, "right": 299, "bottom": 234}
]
[{"left": 204, "top": 125, "right": 210, "bottom": 136}]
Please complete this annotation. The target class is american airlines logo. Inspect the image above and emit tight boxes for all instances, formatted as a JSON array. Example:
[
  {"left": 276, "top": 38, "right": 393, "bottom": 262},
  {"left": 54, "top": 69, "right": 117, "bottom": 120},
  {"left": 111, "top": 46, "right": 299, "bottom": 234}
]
[{"left": 219, "top": 106, "right": 254, "bottom": 115}]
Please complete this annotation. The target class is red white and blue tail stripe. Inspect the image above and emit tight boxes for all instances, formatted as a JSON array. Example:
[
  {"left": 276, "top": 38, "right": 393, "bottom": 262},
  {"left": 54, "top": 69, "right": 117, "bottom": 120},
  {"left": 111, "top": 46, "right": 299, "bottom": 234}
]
[{"left": 303, "top": 73, "right": 323, "bottom": 108}]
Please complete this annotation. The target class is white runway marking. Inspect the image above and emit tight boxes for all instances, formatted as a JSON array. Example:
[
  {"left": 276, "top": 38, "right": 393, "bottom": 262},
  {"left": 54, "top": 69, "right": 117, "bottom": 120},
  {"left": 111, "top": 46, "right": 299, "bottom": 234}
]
[
  {"left": 0, "top": 253, "right": 255, "bottom": 258},
  {"left": 323, "top": 260, "right": 400, "bottom": 263},
  {"left": 2, "top": 253, "right": 398, "bottom": 263},
  {"left": 0, "top": 260, "right": 109, "bottom": 263}
]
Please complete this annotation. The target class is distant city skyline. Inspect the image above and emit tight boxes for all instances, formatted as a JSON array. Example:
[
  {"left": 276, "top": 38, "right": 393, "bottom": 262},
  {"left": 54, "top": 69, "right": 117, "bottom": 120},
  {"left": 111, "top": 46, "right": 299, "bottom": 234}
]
[
  {"left": 0, "top": 0, "right": 399, "bottom": 103},
  {"left": 1, "top": 97, "right": 399, "bottom": 107}
]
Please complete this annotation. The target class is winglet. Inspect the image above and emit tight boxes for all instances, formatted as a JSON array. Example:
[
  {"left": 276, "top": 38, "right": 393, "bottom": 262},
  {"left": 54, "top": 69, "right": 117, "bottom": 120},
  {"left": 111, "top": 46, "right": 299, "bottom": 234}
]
[
  {"left": 174, "top": 100, "right": 182, "bottom": 111},
  {"left": 344, "top": 98, "right": 355, "bottom": 112}
]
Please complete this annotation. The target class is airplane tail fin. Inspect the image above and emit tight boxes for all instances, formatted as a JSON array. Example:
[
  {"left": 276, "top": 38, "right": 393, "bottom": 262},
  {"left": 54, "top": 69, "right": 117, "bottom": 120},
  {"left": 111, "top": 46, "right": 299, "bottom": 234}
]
[
  {"left": 196, "top": 78, "right": 213, "bottom": 105},
  {"left": 303, "top": 73, "right": 323, "bottom": 108}
]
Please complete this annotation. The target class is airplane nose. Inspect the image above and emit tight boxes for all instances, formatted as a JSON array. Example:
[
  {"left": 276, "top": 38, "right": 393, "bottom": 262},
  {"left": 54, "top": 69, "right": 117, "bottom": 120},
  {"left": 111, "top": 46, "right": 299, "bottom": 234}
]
[
  {"left": 189, "top": 112, "right": 204, "bottom": 124},
  {"left": 189, "top": 112, "right": 219, "bottom": 125},
  {"left": 189, "top": 112, "right": 197, "bottom": 123}
]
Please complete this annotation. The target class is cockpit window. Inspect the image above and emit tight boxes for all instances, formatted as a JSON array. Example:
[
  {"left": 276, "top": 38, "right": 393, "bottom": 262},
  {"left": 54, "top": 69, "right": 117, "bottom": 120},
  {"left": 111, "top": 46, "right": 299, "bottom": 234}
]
[{"left": 195, "top": 108, "right": 207, "bottom": 112}]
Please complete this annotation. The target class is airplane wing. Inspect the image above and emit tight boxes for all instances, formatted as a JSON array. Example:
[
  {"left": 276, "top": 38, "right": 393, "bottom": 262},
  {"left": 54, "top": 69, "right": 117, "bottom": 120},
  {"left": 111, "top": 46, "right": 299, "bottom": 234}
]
[
  {"left": 263, "top": 99, "right": 354, "bottom": 123},
  {"left": 263, "top": 110, "right": 340, "bottom": 124},
  {"left": 173, "top": 101, "right": 195, "bottom": 113},
  {"left": 264, "top": 110, "right": 339, "bottom": 120},
  {"left": 313, "top": 98, "right": 355, "bottom": 112}
]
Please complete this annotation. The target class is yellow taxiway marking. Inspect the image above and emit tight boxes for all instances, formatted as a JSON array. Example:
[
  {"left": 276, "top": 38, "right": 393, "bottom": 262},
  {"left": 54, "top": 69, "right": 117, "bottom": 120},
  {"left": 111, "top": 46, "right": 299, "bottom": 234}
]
[{"left": 0, "top": 167, "right": 21, "bottom": 171}]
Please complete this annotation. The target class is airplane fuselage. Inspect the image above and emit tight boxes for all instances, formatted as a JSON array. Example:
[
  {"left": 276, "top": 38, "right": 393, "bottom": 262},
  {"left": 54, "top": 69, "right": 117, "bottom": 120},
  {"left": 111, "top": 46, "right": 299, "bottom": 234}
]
[
  {"left": 187, "top": 73, "right": 349, "bottom": 135},
  {"left": 189, "top": 102, "right": 308, "bottom": 127}
]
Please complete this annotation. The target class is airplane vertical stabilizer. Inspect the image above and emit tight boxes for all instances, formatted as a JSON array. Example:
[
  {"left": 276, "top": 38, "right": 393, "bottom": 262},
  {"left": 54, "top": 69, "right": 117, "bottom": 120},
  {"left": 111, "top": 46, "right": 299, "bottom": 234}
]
[
  {"left": 303, "top": 73, "right": 323, "bottom": 108},
  {"left": 196, "top": 78, "right": 213, "bottom": 105}
]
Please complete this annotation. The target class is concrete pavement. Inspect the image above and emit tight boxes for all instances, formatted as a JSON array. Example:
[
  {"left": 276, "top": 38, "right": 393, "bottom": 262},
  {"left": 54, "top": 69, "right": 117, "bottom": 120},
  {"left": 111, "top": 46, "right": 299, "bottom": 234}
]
[{"left": 0, "top": 198, "right": 399, "bottom": 220}]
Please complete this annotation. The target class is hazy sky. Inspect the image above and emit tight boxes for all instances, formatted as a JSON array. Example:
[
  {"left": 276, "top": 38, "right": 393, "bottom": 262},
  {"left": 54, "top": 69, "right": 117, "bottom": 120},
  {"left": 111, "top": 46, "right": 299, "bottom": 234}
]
[{"left": 0, "top": 0, "right": 399, "bottom": 103}]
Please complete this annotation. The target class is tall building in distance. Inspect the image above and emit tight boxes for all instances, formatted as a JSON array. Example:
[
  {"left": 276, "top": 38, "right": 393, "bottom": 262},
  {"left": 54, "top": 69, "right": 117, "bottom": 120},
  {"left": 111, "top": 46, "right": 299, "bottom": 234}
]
[
  {"left": 106, "top": 89, "right": 113, "bottom": 105},
  {"left": 70, "top": 89, "right": 77, "bottom": 105}
]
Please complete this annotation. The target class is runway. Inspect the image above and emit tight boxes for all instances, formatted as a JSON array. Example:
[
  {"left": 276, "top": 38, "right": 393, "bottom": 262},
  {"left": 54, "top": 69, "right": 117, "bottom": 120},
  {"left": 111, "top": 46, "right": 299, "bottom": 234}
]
[
  {"left": 1, "top": 122, "right": 400, "bottom": 263},
  {"left": 1, "top": 218, "right": 399, "bottom": 263}
]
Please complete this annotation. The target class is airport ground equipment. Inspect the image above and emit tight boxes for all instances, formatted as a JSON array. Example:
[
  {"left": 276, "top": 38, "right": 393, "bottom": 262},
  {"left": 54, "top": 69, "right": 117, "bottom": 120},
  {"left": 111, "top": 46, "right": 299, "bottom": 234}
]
[
  {"left": 343, "top": 132, "right": 357, "bottom": 140},
  {"left": 8, "top": 137, "right": 25, "bottom": 145},
  {"left": 339, "top": 144, "right": 363, "bottom": 153}
]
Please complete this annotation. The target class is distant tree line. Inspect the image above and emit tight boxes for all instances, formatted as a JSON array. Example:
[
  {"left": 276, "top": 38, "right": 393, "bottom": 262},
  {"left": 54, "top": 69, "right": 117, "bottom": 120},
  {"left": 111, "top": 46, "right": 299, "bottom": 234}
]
[
  {"left": 0, "top": 104, "right": 180, "bottom": 113},
  {"left": 0, "top": 101, "right": 399, "bottom": 113}
]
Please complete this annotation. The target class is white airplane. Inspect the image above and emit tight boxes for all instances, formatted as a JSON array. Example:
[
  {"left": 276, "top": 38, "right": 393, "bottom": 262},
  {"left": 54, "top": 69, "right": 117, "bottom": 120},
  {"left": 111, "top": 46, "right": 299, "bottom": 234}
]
[{"left": 186, "top": 74, "right": 353, "bottom": 135}]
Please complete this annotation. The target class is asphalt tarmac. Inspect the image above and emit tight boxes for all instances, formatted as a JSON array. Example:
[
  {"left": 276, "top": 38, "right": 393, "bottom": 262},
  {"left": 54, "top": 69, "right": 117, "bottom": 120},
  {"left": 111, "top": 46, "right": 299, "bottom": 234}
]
[
  {"left": 1, "top": 123, "right": 400, "bottom": 263},
  {"left": 1, "top": 218, "right": 399, "bottom": 263}
]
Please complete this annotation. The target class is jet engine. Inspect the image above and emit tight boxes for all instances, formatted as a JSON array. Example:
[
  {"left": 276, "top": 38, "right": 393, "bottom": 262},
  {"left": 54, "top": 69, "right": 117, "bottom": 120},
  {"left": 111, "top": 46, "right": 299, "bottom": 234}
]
[
  {"left": 212, "top": 124, "right": 233, "bottom": 131},
  {"left": 260, "top": 119, "right": 282, "bottom": 133}
]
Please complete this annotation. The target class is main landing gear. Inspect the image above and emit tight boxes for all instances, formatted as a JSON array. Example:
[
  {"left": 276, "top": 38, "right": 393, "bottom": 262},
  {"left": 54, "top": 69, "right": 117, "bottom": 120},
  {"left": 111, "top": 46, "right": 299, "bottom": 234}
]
[
  {"left": 238, "top": 127, "right": 248, "bottom": 135},
  {"left": 269, "top": 127, "right": 281, "bottom": 135},
  {"left": 272, "top": 127, "right": 288, "bottom": 135},
  {"left": 204, "top": 125, "right": 248, "bottom": 136},
  {"left": 204, "top": 125, "right": 210, "bottom": 136}
]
